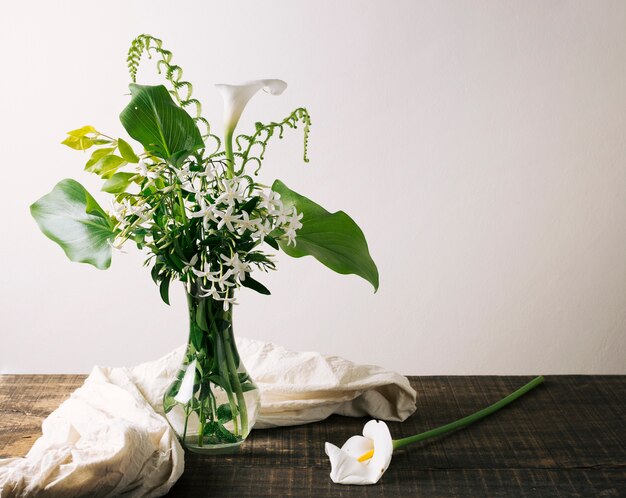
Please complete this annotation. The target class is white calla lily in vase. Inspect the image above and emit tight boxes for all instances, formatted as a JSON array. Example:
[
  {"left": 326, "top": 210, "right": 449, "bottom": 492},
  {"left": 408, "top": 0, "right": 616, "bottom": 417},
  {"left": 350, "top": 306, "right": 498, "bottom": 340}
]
[
  {"left": 215, "top": 79, "right": 288, "bottom": 176},
  {"left": 325, "top": 376, "right": 544, "bottom": 485}
]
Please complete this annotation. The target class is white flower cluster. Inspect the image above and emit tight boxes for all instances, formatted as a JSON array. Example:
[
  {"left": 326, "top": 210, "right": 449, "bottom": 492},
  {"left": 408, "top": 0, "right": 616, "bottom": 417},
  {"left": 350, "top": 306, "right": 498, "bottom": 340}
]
[
  {"left": 185, "top": 174, "right": 302, "bottom": 310},
  {"left": 188, "top": 176, "right": 303, "bottom": 246},
  {"left": 187, "top": 252, "right": 253, "bottom": 310},
  {"left": 106, "top": 161, "right": 303, "bottom": 309},
  {"left": 136, "top": 159, "right": 161, "bottom": 181}
]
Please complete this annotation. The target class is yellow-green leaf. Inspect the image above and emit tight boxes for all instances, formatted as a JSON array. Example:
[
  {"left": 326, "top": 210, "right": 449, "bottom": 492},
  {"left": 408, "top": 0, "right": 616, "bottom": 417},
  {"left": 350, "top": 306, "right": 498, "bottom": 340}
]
[
  {"left": 66, "top": 125, "right": 97, "bottom": 137},
  {"left": 85, "top": 147, "right": 116, "bottom": 169},
  {"left": 117, "top": 138, "right": 140, "bottom": 163},
  {"left": 62, "top": 135, "right": 94, "bottom": 151},
  {"left": 85, "top": 154, "right": 126, "bottom": 178}
]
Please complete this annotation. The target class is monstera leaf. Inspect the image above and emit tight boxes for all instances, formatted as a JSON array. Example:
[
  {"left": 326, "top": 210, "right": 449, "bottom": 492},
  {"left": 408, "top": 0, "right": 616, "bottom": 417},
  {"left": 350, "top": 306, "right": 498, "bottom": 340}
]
[
  {"left": 30, "top": 179, "right": 116, "bottom": 269},
  {"left": 272, "top": 180, "right": 379, "bottom": 291},
  {"left": 119, "top": 84, "right": 203, "bottom": 164}
]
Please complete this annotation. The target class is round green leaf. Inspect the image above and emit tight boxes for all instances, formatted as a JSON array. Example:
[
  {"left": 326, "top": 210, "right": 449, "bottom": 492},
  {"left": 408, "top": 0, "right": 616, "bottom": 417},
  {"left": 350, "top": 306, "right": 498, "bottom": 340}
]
[{"left": 30, "top": 179, "right": 115, "bottom": 269}]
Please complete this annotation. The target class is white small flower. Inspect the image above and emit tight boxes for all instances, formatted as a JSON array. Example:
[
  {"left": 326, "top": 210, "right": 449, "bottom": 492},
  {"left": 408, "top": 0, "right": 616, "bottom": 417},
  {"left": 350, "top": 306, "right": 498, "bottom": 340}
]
[
  {"left": 214, "top": 205, "right": 242, "bottom": 232},
  {"left": 325, "top": 420, "right": 393, "bottom": 485},
  {"left": 136, "top": 159, "right": 160, "bottom": 180},
  {"left": 177, "top": 163, "right": 192, "bottom": 182},
  {"left": 273, "top": 205, "right": 292, "bottom": 226},
  {"left": 192, "top": 262, "right": 221, "bottom": 281},
  {"left": 220, "top": 295, "right": 237, "bottom": 311},
  {"left": 215, "top": 178, "right": 245, "bottom": 206},
  {"left": 189, "top": 197, "right": 217, "bottom": 230},
  {"left": 182, "top": 254, "right": 199, "bottom": 277},
  {"left": 213, "top": 268, "right": 235, "bottom": 291},
  {"left": 221, "top": 253, "right": 251, "bottom": 282},
  {"left": 236, "top": 211, "right": 259, "bottom": 234},
  {"left": 177, "top": 164, "right": 204, "bottom": 194},
  {"left": 217, "top": 278, "right": 236, "bottom": 291},
  {"left": 118, "top": 198, "right": 150, "bottom": 222},
  {"left": 199, "top": 162, "right": 216, "bottom": 180},
  {"left": 284, "top": 227, "right": 298, "bottom": 246},
  {"left": 281, "top": 207, "right": 303, "bottom": 246},
  {"left": 254, "top": 219, "right": 273, "bottom": 243},
  {"left": 258, "top": 190, "right": 282, "bottom": 213},
  {"left": 199, "top": 284, "right": 221, "bottom": 300},
  {"left": 181, "top": 180, "right": 202, "bottom": 195},
  {"left": 110, "top": 200, "right": 128, "bottom": 224},
  {"left": 287, "top": 207, "right": 303, "bottom": 231},
  {"left": 199, "top": 269, "right": 235, "bottom": 298}
]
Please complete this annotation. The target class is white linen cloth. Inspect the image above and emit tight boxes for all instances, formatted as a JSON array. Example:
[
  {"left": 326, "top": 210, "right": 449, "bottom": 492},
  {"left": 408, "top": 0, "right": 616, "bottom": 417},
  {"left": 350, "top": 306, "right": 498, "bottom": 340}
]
[{"left": 0, "top": 337, "right": 417, "bottom": 497}]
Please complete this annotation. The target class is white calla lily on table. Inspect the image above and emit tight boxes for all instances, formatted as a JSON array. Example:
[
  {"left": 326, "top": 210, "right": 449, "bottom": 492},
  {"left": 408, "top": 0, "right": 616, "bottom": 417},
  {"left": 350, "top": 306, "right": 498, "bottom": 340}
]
[
  {"left": 325, "top": 376, "right": 545, "bottom": 485},
  {"left": 325, "top": 420, "right": 393, "bottom": 485}
]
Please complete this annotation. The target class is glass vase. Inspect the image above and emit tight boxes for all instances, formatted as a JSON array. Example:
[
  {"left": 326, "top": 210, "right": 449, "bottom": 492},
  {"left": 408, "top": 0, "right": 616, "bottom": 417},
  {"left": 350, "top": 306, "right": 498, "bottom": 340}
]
[{"left": 163, "top": 288, "right": 260, "bottom": 454}]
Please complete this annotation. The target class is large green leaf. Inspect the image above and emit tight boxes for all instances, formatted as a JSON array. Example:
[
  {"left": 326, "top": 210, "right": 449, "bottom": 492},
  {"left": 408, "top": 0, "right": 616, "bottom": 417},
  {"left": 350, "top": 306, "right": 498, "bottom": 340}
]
[
  {"left": 30, "top": 179, "right": 115, "bottom": 269},
  {"left": 272, "top": 180, "right": 379, "bottom": 291},
  {"left": 119, "top": 84, "right": 203, "bottom": 164}
]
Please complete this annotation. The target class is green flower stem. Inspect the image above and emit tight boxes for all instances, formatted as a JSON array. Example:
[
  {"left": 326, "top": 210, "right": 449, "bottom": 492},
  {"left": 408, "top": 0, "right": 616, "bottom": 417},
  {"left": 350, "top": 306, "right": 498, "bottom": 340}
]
[
  {"left": 198, "top": 397, "right": 205, "bottom": 447},
  {"left": 224, "top": 130, "right": 235, "bottom": 178},
  {"left": 215, "top": 325, "right": 240, "bottom": 436},
  {"left": 222, "top": 327, "right": 249, "bottom": 435},
  {"left": 207, "top": 300, "right": 241, "bottom": 436},
  {"left": 176, "top": 185, "right": 188, "bottom": 228},
  {"left": 392, "top": 376, "right": 544, "bottom": 450}
]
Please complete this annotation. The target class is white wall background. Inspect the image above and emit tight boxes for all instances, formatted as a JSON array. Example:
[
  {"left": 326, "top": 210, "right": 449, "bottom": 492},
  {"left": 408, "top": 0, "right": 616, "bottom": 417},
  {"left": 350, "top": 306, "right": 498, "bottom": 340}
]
[{"left": 1, "top": 0, "right": 625, "bottom": 374}]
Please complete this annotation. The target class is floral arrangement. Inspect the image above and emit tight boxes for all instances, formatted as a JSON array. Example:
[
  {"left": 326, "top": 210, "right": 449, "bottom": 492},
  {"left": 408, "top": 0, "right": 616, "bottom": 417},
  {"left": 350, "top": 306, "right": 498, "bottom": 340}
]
[
  {"left": 29, "top": 34, "right": 546, "bottom": 480},
  {"left": 32, "top": 34, "right": 378, "bottom": 301},
  {"left": 30, "top": 34, "right": 378, "bottom": 453}
]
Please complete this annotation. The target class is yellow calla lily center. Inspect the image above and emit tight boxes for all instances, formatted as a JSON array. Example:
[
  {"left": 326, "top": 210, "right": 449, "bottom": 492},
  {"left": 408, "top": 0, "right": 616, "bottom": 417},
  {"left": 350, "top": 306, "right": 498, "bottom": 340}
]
[{"left": 357, "top": 449, "right": 374, "bottom": 462}]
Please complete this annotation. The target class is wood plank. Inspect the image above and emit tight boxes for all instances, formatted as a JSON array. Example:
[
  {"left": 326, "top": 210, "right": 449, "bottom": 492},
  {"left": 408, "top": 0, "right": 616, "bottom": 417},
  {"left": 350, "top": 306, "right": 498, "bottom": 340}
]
[
  {"left": 0, "top": 375, "right": 625, "bottom": 497},
  {"left": 0, "top": 374, "right": 85, "bottom": 457},
  {"left": 172, "top": 466, "right": 626, "bottom": 497}
]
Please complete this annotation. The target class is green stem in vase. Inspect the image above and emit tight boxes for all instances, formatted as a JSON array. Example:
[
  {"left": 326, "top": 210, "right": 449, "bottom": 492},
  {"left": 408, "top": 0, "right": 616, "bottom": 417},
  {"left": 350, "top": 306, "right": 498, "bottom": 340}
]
[
  {"left": 198, "top": 396, "right": 205, "bottom": 447},
  {"left": 223, "top": 326, "right": 248, "bottom": 435},
  {"left": 213, "top": 312, "right": 239, "bottom": 436},
  {"left": 163, "top": 285, "right": 259, "bottom": 452}
]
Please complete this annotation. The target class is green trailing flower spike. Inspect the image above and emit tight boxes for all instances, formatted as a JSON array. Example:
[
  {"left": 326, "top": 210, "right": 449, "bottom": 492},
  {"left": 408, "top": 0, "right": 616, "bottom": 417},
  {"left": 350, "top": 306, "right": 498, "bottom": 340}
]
[
  {"left": 31, "top": 34, "right": 380, "bottom": 296},
  {"left": 233, "top": 107, "right": 312, "bottom": 175}
]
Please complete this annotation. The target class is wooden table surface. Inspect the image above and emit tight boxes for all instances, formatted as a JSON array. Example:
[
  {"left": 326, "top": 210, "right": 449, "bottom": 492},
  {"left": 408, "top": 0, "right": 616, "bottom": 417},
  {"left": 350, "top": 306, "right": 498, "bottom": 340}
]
[{"left": 1, "top": 375, "right": 625, "bottom": 497}]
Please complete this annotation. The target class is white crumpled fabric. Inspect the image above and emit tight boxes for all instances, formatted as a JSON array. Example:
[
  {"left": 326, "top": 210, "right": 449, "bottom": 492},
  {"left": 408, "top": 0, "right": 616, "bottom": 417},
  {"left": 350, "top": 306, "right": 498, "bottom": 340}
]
[{"left": 0, "top": 337, "right": 416, "bottom": 497}]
